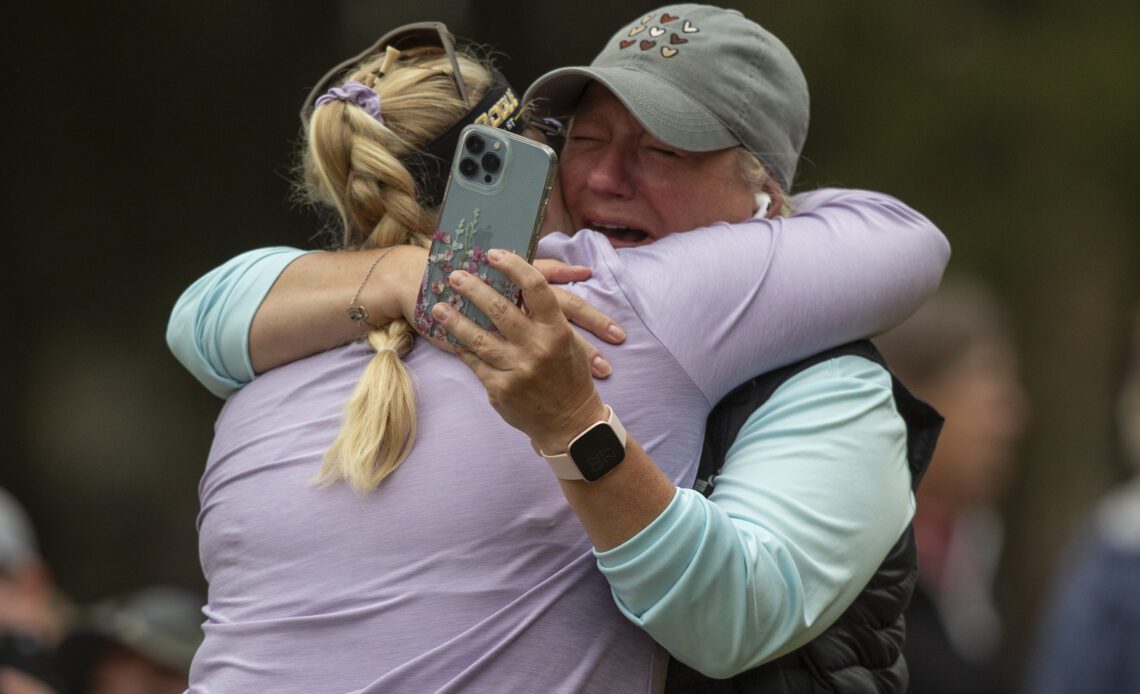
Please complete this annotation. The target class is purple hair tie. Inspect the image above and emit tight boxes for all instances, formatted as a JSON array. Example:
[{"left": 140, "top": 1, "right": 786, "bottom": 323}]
[{"left": 314, "top": 81, "right": 383, "bottom": 123}]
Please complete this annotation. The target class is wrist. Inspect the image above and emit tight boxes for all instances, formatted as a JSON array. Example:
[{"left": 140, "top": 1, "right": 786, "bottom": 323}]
[
  {"left": 534, "top": 402, "right": 628, "bottom": 483},
  {"left": 531, "top": 393, "right": 608, "bottom": 454},
  {"left": 364, "top": 245, "right": 427, "bottom": 325}
]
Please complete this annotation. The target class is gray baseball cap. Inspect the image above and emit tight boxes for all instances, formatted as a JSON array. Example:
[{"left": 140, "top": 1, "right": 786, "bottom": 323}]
[
  {"left": 524, "top": 4, "right": 809, "bottom": 190},
  {"left": 0, "top": 487, "right": 39, "bottom": 575}
]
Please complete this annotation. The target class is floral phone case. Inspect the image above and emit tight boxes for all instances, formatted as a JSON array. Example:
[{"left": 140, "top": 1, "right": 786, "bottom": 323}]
[{"left": 413, "top": 124, "right": 557, "bottom": 342}]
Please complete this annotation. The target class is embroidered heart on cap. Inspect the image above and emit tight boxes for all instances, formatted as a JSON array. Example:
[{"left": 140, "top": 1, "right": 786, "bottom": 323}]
[
  {"left": 649, "top": 26, "right": 665, "bottom": 37},
  {"left": 629, "top": 24, "right": 646, "bottom": 36},
  {"left": 619, "top": 39, "right": 635, "bottom": 49},
  {"left": 641, "top": 14, "right": 654, "bottom": 24},
  {"left": 661, "top": 46, "right": 678, "bottom": 58},
  {"left": 660, "top": 13, "right": 680, "bottom": 22},
  {"left": 639, "top": 39, "right": 657, "bottom": 51},
  {"left": 669, "top": 33, "right": 688, "bottom": 45},
  {"left": 682, "top": 20, "right": 699, "bottom": 33}
]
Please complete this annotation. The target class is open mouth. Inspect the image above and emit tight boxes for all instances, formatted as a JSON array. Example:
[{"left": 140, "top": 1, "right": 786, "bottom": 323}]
[{"left": 587, "top": 220, "right": 651, "bottom": 247}]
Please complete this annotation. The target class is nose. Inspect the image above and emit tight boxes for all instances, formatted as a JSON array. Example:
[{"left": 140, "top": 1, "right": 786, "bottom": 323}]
[{"left": 585, "top": 144, "right": 635, "bottom": 199}]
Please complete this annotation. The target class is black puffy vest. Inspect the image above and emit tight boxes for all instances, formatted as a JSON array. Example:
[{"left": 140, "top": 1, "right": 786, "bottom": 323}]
[{"left": 666, "top": 341, "right": 942, "bottom": 694}]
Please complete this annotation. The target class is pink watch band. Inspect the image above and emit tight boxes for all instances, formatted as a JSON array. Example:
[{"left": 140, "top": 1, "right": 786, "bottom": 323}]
[{"left": 532, "top": 405, "right": 628, "bottom": 480}]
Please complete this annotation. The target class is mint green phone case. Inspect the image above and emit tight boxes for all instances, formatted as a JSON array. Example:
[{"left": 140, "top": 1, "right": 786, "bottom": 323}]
[{"left": 413, "top": 124, "right": 558, "bottom": 342}]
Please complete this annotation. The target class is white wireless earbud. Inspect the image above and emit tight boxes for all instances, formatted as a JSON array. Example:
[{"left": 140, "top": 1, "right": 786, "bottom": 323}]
[{"left": 756, "top": 192, "right": 773, "bottom": 217}]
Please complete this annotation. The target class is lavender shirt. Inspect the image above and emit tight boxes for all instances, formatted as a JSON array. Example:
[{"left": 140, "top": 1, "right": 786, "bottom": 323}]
[{"left": 190, "top": 189, "right": 948, "bottom": 692}]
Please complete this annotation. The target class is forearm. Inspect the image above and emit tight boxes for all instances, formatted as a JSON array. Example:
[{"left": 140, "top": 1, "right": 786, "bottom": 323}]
[
  {"left": 555, "top": 437, "right": 677, "bottom": 552},
  {"left": 777, "top": 188, "right": 950, "bottom": 339},
  {"left": 617, "top": 188, "right": 951, "bottom": 403},
  {"left": 249, "top": 245, "right": 426, "bottom": 373},
  {"left": 518, "top": 385, "right": 674, "bottom": 552}
]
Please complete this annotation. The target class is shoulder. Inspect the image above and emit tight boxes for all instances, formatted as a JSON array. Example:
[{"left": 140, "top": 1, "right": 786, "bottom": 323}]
[
  {"left": 766, "top": 355, "right": 894, "bottom": 409},
  {"left": 730, "top": 355, "right": 902, "bottom": 453}
]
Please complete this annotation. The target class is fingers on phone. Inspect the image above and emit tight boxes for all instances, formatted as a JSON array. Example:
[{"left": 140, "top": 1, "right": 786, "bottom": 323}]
[
  {"left": 488, "top": 250, "right": 560, "bottom": 321},
  {"left": 430, "top": 302, "right": 509, "bottom": 370},
  {"left": 447, "top": 270, "right": 527, "bottom": 340}
]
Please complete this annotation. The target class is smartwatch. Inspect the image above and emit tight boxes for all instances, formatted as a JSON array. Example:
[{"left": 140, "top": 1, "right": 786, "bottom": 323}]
[{"left": 533, "top": 405, "right": 627, "bottom": 482}]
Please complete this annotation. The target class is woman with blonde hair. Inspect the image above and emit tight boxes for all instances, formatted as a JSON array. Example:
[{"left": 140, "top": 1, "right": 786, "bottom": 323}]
[
  {"left": 181, "top": 13, "right": 948, "bottom": 692},
  {"left": 298, "top": 31, "right": 535, "bottom": 491}
]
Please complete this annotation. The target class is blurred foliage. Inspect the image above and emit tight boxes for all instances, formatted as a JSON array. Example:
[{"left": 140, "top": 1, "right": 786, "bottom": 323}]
[{"left": 3, "top": 0, "right": 1137, "bottom": 685}]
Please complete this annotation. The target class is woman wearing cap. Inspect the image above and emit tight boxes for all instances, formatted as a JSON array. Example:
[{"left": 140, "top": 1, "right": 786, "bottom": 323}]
[{"left": 176, "top": 11, "right": 948, "bottom": 694}]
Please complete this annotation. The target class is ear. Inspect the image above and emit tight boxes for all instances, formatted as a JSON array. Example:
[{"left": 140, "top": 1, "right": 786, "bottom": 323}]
[
  {"left": 758, "top": 183, "right": 787, "bottom": 219},
  {"left": 767, "top": 193, "right": 786, "bottom": 218}
]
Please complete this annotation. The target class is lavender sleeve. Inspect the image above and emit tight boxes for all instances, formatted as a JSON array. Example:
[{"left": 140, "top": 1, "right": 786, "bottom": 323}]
[{"left": 605, "top": 188, "right": 950, "bottom": 405}]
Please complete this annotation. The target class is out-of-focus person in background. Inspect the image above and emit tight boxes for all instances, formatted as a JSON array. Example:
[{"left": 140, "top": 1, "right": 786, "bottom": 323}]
[
  {"left": 876, "top": 277, "right": 1029, "bottom": 694},
  {"left": 1026, "top": 304, "right": 1140, "bottom": 694},
  {"left": 53, "top": 586, "right": 203, "bottom": 694},
  {"left": 0, "top": 487, "right": 67, "bottom": 694}
]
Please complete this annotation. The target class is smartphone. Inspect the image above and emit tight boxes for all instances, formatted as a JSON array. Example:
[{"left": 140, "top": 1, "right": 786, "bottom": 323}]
[{"left": 413, "top": 124, "right": 558, "bottom": 342}]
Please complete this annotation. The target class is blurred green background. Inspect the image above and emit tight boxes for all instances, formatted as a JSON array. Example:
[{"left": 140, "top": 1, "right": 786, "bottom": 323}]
[{"left": 4, "top": 0, "right": 1138, "bottom": 687}]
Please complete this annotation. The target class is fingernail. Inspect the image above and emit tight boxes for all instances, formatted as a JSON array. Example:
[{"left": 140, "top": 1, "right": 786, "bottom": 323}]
[
  {"left": 607, "top": 323, "right": 626, "bottom": 342},
  {"left": 592, "top": 355, "right": 612, "bottom": 377},
  {"left": 487, "top": 249, "right": 504, "bottom": 262},
  {"left": 432, "top": 303, "right": 452, "bottom": 319},
  {"left": 449, "top": 271, "right": 465, "bottom": 287}
]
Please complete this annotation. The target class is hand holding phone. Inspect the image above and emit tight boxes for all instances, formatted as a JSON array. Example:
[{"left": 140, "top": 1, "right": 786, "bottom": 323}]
[{"left": 413, "top": 124, "right": 557, "bottom": 342}]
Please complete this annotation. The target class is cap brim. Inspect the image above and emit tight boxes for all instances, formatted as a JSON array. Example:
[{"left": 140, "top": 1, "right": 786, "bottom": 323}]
[{"left": 524, "top": 67, "right": 739, "bottom": 153}]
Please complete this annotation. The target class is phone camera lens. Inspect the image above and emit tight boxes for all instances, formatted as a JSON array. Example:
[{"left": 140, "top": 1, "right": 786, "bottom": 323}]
[
  {"left": 481, "top": 152, "right": 501, "bottom": 173},
  {"left": 459, "top": 158, "right": 479, "bottom": 177},
  {"left": 465, "top": 135, "right": 485, "bottom": 154}
]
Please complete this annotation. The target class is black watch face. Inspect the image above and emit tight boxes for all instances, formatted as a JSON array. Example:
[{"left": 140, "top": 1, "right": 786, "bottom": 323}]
[{"left": 570, "top": 424, "right": 626, "bottom": 482}]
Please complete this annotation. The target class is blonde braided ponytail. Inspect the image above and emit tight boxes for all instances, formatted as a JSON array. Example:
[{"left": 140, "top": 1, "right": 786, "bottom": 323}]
[{"left": 303, "top": 46, "right": 493, "bottom": 491}]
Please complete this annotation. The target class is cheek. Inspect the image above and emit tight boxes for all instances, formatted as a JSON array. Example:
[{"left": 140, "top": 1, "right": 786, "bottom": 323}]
[
  {"left": 558, "top": 148, "right": 598, "bottom": 190},
  {"left": 652, "top": 176, "right": 754, "bottom": 233},
  {"left": 723, "top": 187, "right": 759, "bottom": 222},
  {"left": 638, "top": 180, "right": 689, "bottom": 232},
  {"left": 707, "top": 172, "right": 759, "bottom": 220}
]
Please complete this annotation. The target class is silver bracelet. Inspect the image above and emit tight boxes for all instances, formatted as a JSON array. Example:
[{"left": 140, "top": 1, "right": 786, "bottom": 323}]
[{"left": 346, "top": 247, "right": 396, "bottom": 330}]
